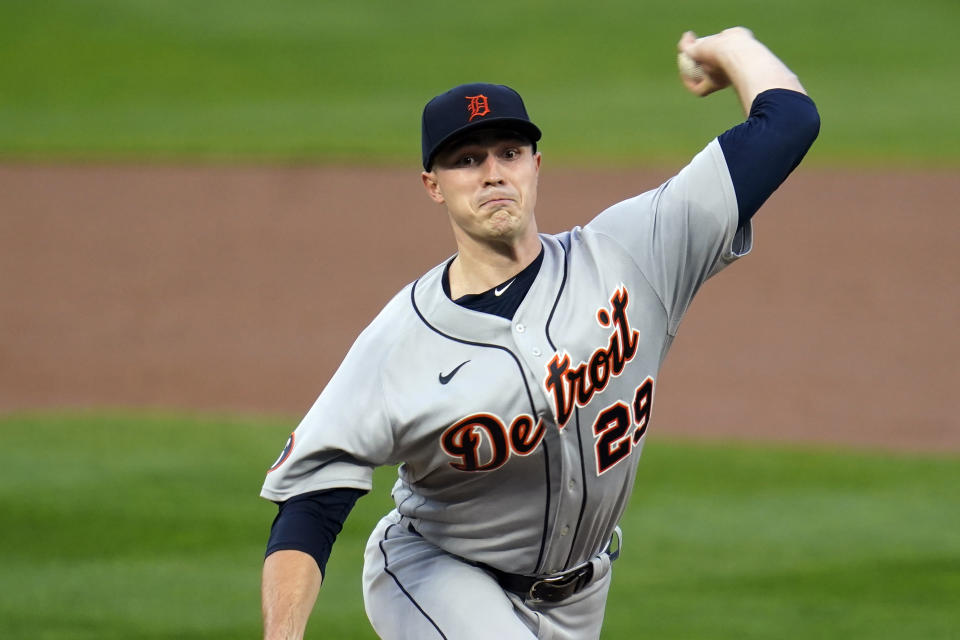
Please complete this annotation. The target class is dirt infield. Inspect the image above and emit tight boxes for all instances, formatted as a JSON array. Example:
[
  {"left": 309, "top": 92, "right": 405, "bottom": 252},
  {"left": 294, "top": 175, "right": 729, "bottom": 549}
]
[{"left": 1, "top": 164, "right": 957, "bottom": 451}]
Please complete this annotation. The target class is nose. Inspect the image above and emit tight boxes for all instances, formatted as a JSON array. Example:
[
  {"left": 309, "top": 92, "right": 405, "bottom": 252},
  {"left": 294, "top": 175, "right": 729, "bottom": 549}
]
[{"left": 482, "top": 154, "right": 505, "bottom": 186}]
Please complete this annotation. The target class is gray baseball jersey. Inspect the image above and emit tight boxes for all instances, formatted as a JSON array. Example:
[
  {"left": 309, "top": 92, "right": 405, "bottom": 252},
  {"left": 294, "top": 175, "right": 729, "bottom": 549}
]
[{"left": 261, "top": 138, "right": 747, "bottom": 578}]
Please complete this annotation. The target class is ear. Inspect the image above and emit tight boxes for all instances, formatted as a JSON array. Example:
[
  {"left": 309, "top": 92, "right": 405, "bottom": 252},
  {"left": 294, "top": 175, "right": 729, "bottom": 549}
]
[{"left": 421, "top": 171, "right": 445, "bottom": 204}]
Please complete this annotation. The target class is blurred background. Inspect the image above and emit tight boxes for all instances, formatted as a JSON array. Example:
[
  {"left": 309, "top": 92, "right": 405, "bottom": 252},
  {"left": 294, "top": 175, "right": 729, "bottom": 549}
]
[
  {"left": 2, "top": 0, "right": 957, "bottom": 164},
  {"left": 1, "top": 1, "right": 957, "bottom": 638}
]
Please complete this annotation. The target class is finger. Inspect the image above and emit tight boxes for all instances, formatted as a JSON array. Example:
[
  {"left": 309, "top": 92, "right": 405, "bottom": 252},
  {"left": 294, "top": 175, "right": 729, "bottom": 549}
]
[
  {"left": 682, "top": 76, "right": 714, "bottom": 96},
  {"left": 677, "top": 30, "right": 698, "bottom": 54},
  {"left": 679, "top": 65, "right": 720, "bottom": 97}
]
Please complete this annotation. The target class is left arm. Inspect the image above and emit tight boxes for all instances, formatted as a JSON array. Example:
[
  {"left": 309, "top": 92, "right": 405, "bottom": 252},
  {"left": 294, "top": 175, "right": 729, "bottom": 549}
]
[
  {"left": 679, "top": 28, "right": 820, "bottom": 225},
  {"left": 585, "top": 29, "right": 819, "bottom": 331}
]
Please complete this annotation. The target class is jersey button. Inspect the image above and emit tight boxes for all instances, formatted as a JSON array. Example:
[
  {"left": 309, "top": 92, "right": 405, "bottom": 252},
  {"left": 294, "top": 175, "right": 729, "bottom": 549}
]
[
  {"left": 568, "top": 479, "right": 575, "bottom": 490},
  {"left": 560, "top": 525, "right": 570, "bottom": 536},
  {"left": 532, "top": 348, "right": 541, "bottom": 357},
  {"left": 515, "top": 323, "right": 526, "bottom": 333}
]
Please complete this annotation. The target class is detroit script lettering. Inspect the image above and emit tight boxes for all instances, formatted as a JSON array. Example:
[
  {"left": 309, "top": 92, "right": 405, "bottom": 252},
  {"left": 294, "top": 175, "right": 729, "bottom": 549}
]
[{"left": 440, "top": 287, "right": 654, "bottom": 475}]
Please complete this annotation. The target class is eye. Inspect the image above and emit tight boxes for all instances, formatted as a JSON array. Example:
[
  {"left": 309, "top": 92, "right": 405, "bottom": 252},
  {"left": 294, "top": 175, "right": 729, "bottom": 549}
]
[
  {"left": 457, "top": 153, "right": 480, "bottom": 167},
  {"left": 503, "top": 147, "right": 520, "bottom": 160}
]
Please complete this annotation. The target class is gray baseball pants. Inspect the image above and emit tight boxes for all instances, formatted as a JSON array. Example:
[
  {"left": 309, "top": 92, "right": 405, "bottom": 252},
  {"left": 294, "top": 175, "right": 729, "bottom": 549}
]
[{"left": 363, "top": 510, "right": 613, "bottom": 639}]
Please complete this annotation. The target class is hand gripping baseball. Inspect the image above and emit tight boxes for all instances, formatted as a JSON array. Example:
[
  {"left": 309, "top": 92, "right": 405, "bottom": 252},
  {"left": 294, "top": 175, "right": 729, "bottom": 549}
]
[
  {"left": 676, "top": 28, "right": 751, "bottom": 96},
  {"left": 676, "top": 27, "right": 806, "bottom": 115}
]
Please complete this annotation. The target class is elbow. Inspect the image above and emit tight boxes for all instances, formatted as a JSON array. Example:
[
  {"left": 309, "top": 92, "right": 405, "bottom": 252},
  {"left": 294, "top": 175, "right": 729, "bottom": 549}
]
[
  {"left": 796, "top": 99, "right": 821, "bottom": 146},
  {"left": 778, "top": 98, "right": 820, "bottom": 164}
]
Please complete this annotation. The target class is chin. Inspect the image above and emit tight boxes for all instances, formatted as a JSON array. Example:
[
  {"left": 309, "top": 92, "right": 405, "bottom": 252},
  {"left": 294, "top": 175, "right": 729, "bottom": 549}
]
[{"left": 486, "top": 213, "right": 518, "bottom": 232}]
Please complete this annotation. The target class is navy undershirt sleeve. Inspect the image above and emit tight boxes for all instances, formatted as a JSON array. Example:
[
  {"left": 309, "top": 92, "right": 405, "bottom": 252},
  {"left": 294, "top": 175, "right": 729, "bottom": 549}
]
[
  {"left": 265, "top": 487, "right": 366, "bottom": 575},
  {"left": 718, "top": 88, "right": 820, "bottom": 226}
]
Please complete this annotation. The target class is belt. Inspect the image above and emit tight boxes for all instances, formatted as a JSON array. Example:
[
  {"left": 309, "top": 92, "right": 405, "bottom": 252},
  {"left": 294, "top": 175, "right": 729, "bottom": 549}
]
[{"left": 480, "top": 526, "right": 622, "bottom": 603}]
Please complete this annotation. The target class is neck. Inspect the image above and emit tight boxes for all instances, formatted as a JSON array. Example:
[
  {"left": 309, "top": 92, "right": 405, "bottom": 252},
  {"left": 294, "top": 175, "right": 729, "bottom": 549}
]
[{"left": 448, "top": 229, "right": 541, "bottom": 299}]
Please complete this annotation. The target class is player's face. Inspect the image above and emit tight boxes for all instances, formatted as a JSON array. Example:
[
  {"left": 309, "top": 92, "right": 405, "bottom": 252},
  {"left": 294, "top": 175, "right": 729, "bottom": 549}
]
[{"left": 422, "top": 131, "right": 541, "bottom": 248}]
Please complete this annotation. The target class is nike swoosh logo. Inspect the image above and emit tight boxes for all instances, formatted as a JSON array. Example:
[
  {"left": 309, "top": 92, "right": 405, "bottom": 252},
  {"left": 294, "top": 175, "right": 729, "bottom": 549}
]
[
  {"left": 494, "top": 279, "right": 516, "bottom": 296},
  {"left": 439, "top": 360, "right": 471, "bottom": 385}
]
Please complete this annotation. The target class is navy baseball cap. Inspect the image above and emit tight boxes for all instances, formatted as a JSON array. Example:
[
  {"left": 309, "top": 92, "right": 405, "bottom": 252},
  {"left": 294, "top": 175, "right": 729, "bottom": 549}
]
[{"left": 421, "top": 82, "right": 542, "bottom": 170}]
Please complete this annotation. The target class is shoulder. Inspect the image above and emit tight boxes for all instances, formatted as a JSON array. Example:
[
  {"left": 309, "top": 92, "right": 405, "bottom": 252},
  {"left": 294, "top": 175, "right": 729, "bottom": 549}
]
[
  {"left": 348, "top": 258, "right": 450, "bottom": 361},
  {"left": 352, "top": 282, "right": 417, "bottom": 351}
]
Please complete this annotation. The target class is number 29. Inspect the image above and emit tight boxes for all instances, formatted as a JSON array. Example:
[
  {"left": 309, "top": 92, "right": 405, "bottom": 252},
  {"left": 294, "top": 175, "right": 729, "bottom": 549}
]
[{"left": 593, "top": 377, "right": 654, "bottom": 475}]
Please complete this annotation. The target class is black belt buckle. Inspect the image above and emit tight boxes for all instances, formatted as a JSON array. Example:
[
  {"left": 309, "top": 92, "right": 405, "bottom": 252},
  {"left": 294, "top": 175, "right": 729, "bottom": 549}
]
[{"left": 528, "top": 564, "right": 592, "bottom": 603}]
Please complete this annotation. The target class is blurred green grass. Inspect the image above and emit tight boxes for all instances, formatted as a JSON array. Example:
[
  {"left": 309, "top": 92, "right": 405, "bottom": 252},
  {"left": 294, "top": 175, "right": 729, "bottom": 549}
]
[
  {"left": 0, "top": 0, "right": 957, "bottom": 165},
  {"left": 1, "top": 411, "right": 957, "bottom": 639}
]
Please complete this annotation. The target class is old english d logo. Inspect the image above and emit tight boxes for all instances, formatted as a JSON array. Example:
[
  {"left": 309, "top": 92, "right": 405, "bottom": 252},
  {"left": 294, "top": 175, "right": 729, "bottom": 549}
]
[{"left": 465, "top": 94, "right": 490, "bottom": 121}]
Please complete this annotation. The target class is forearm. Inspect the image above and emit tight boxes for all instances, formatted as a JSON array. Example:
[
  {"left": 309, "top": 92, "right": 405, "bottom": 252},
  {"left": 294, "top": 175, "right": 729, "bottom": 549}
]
[
  {"left": 714, "top": 32, "right": 805, "bottom": 114},
  {"left": 261, "top": 488, "right": 364, "bottom": 639},
  {"left": 262, "top": 549, "right": 323, "bottom": 640}
]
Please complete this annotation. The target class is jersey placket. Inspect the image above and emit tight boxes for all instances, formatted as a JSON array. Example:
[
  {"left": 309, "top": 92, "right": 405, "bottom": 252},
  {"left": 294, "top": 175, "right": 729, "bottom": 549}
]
[{"left": 511, "top": 312, "right": 587, "bottom": 574}]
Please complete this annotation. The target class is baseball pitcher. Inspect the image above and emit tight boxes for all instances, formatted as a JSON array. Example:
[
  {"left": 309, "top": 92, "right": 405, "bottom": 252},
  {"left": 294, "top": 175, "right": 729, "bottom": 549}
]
[{"left": 260, "top": 27, "right": 820, "bottom": 639}]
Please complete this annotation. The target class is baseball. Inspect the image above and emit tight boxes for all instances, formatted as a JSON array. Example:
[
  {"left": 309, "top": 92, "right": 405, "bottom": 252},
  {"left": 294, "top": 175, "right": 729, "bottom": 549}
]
[{"left": 677, "top": 51, "right": 705, "bottom": 82}]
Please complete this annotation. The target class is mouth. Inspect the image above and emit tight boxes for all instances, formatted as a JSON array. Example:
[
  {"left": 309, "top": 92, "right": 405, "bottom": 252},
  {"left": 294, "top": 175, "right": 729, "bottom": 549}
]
[{"left": 480, "top": 196, "right": 515, "bottom": 208}]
